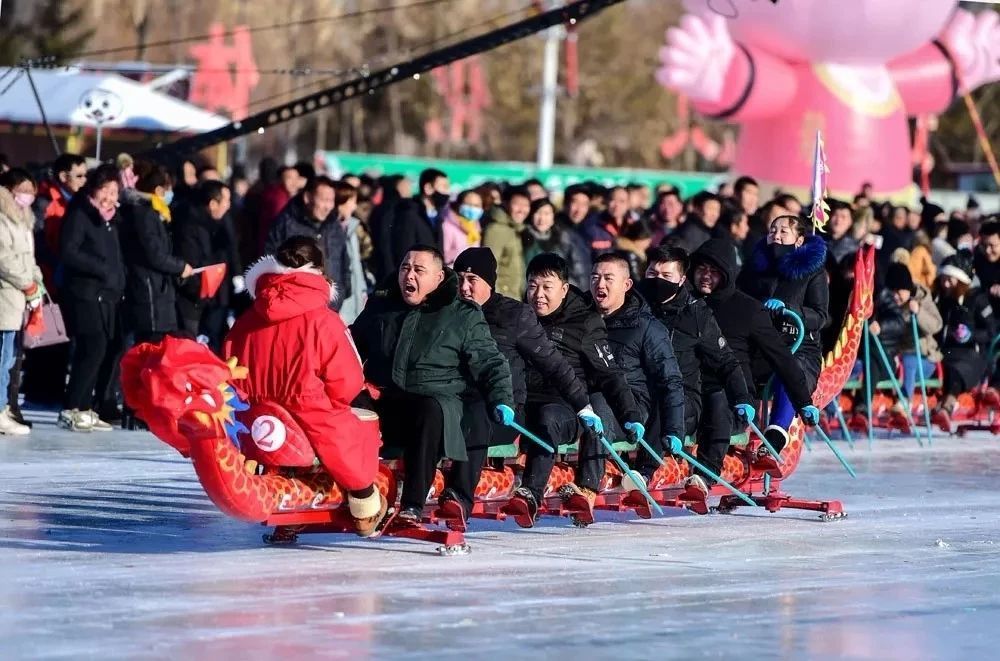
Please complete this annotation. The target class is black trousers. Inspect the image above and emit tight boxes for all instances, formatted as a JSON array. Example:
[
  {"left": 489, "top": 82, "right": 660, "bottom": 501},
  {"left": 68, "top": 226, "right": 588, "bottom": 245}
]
[
  {"left": 445, "top": 402, "right": 519, "bottom": 511},
  {"left": 64, "top": 301, "right": 124, "bottom": 412},
  {"left": 691, "top": 389, "right": 734, "bottom": 483},
  {"left": 372, "top": 391, "right": 444, "bottom": 511},
  {"left": 21, "top": 343, "right": 69, "bottom": 406},
  {"left": 521, "top": 399, "right": 606, "bottom": 501},
  {"left": 942, "top": 348, "right": 985, "bottom": 397}
]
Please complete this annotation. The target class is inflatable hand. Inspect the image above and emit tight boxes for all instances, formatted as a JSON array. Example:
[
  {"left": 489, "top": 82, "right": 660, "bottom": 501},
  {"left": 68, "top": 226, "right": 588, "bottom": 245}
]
[
  {"left": 624, "top": 421, "right": 645, "bottom": 443},
  {"left": 941, "top": 9, "right": 1000, "bottom": 92},
  {"left": 656, "top": 13, "right": 735, "bottom": 103},
  {"left": 493, "top": 404, "right": 516, "bottom": 426},
  {"left": 667, "top": 435, "right": 684, "bottom": 456},
  {"left": 578, "top": 406, "right": 604, "bottom": 434},
  {"left": 734, "top": 403, "right": 755, "bottom": 424},
  {"left": 800, "top": 405, "right": 821, "bottom": 427}
]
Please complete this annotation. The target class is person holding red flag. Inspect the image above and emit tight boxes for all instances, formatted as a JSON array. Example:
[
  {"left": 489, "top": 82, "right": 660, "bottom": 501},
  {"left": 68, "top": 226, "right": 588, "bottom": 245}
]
[{"left": 223, "top": 236, "right": 389, "bottom": 537}]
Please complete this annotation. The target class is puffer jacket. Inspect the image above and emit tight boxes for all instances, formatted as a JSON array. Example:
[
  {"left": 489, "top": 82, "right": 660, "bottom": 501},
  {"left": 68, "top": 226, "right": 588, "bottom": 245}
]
[
  {"left": 874, "top": 284, "right": 943, "bottom": 362},
  {"left": 481, "top": 206, "right": 525, "bottom": 300},
  {"left": 0, "top": 187, "right": 43, "bottom": 331}
]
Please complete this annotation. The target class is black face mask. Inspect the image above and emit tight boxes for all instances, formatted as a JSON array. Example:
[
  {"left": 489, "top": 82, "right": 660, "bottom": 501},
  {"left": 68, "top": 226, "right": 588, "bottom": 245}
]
[
  {"left": 769, "top": 243, "right": 796, "bottom": 261},
  {"left": 638, "top": 277, "right": 681, "bottom": 304},
  {"left": 429, "top": 191, "right": 451, "bottom": 209}
]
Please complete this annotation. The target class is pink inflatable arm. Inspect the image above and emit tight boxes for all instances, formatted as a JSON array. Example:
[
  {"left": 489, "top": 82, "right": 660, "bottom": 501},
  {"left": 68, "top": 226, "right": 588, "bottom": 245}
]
[
  {"left": 888, "top": 42, "right": 958, "bottom": 115},
  {"left": 692, "top": 43, "right": 797, "bottom": 122}
]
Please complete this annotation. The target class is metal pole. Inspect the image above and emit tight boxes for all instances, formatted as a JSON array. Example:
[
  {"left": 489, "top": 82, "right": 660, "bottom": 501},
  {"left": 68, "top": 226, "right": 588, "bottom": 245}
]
[
  {"left": 95, "top": 122, "right": 104, "bottom": 161},
  {"left": 535, "top": 1, "right": 560, "bottom": 169},
  {"left": 24, "top": 66, "right": 61, "bottom": 157}
]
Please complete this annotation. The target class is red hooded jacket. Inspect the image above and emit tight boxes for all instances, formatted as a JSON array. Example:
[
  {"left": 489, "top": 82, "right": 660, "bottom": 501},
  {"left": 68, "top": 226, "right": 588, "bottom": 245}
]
[{"left": 223, "top": 259, "right": 378, "bottom": 490}]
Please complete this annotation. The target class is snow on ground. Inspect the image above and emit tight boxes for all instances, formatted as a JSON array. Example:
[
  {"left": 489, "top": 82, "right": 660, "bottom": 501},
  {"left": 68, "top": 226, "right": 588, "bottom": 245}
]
[{"left": 1, "top": 411, "right": 999, "bottom": 659}]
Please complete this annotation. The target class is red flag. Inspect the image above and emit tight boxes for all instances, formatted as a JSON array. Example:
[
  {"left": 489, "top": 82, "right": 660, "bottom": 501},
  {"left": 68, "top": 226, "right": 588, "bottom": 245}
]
[{"left": 198, "top": 263, "right": 228, "bottom": 298}]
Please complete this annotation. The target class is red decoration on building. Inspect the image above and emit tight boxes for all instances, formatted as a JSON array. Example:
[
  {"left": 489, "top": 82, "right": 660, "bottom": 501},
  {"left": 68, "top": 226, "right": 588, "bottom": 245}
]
[
  {"left": 425, "top": 56, "right": 491, "bottom": 145},
  {"left": 188, "top": 23, "right": 260, "bottom": 120}
]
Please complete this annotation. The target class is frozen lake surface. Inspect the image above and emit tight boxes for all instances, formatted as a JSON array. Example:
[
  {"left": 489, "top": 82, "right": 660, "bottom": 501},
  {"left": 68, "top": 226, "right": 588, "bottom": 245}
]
[{"left": 2, "top": 411, "right": 999, "bottom": 660}]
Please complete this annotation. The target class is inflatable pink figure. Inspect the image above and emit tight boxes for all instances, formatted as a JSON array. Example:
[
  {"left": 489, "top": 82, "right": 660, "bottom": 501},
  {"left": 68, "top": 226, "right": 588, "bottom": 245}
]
[{"left": 657, "top": 2, "right": 1000, "bottom": 202}]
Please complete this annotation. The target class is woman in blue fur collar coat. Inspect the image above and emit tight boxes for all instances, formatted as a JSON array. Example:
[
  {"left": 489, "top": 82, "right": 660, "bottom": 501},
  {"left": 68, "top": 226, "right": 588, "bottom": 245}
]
[{"left": 737, "top": 213, "right": 829, "bottom": 458}]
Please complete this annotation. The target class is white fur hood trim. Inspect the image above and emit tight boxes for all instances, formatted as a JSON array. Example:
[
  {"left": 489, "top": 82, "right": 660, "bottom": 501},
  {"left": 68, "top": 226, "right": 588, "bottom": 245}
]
[{"left": 243, "top": 255, "right": 339, "bottom": 302}]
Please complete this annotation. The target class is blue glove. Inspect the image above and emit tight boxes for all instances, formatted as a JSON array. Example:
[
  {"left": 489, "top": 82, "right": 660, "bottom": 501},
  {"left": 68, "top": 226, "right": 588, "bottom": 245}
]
[
  {"left": 800, "top": 405, "right": 821, "bottom": 426},
  {"left": 577, "top": 406, "right": 604, "bottom": 434},
  {"left": 667, "top": 435, "right": 684, "bottom": 455},
  {"left": 734, "top": 403, "right": 755, "bottom": 423},
  {"left": 763, "top": 298, "right": 785, "bottom": 312},
  {"left": 624, "top": 421, "right": 645, "bottom": 442},
  {"left": 494, "top": 404, "right": 516, "bottom": 426}
]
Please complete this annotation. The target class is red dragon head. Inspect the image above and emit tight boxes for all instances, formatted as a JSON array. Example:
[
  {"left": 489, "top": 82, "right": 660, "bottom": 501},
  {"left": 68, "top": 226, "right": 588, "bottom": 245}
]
[{"left": 120, "top": 337, "right": 249, "bottom": 456}]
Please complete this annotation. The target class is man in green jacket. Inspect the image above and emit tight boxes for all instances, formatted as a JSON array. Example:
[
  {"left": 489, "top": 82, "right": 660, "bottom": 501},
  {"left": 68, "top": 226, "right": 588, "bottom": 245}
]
[{"left": 351, "top": 244, "right": 514, "bottom": 523}]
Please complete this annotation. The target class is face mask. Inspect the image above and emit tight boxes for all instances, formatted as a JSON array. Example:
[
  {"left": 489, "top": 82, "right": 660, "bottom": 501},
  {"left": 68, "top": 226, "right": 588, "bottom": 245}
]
[
  {"left": 638, "top": 277, "right": 681, "bottom": 304},
  {"left": 430, "top": 191, "right": 451, "bottom": 209},
  {"left": 13, "top": 192, "right": 35, "bottom": 209},
  {"left": 162, "top": 189, "right": 174, "bottom": 206},
  {"left": 957, "top": 240, "right": 974, "bottom": 252},
  {"left": 459, "top": 204, "right": 483, "bottom": 222},
  {"left": 769, "top": 243, "right": 796, "bottom": 261}
]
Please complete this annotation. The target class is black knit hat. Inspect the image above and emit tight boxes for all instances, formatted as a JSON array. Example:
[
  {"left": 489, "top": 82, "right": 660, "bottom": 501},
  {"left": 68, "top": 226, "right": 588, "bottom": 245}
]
[
  {"left": 885, "top": 262, "right": 914, "bottom": 293},
  {"left": 454, "top": 247, "right": 498, "bottom": 289}
]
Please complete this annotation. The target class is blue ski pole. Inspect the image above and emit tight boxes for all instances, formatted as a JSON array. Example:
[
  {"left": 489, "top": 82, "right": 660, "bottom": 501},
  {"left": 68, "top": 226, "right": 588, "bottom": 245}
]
[
  {"left": 744, "top": 419, "right": 783, "bottom": 463},
  {"left": 831, "top": 398, "right": 855, "bottom": 449},
  {"left": 863, "top": 320, "right": 874, "bottom": 449},
  {"left": 910, "top": 315, "right": 934, "bottom": 446},
  {"left": 869, "top": 331, "right": 923, "bottom": 447},
  {"left": 506, "top": 420, "right": 555, "bottom": 453},
  {"left": 593, "top": 429, "right": 663, "bottom": 516},
  {"left": 808, "top": 422, "right": 858, "bottom": 478}
]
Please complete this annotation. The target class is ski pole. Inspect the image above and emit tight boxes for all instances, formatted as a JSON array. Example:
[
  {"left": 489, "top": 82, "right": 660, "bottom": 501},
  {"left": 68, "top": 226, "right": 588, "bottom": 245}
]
[
  {"left": 863, "top": 320, "right": 874, "bottom": 449},
  {"left": 808, "top": 422, "right": 858, "bottom": 478},
  {"left": 744, "top": 419, "right": 783, "bottom": 463},
  {"left": 506, "top": 420, "right": 555, "bottom": 453},
  {"left": 910, "top": 315, "right": 934, "bottom": 446},
  {"left": 782, "top": 307, "right": 806, "bottom": 355},
  {"left": 869, "top": 331, "right": 923, "bottom": 447},
  {"left": 595, "top": 430, "right": 663, "bottom": 515},
  {"left": 830, "top": 398, "right": 855, "bottom": 449}
]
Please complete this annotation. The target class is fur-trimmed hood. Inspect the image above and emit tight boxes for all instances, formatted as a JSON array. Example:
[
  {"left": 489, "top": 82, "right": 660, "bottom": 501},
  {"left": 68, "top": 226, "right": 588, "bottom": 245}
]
[
  {"left": 244, "top": 255, "right": 338, "bottom": 302},
  {"left": 0, "top": 186, "right": 36, "bottom": 229},
  {"left": 750, "top": 235, "right": 827, "bottom": 280}
]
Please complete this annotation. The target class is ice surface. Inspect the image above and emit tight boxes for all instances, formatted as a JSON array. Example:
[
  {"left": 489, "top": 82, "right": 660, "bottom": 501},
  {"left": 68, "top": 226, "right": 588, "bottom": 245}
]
[{"left": 2, "top": 411, "right": 1000, "bottom": 660}]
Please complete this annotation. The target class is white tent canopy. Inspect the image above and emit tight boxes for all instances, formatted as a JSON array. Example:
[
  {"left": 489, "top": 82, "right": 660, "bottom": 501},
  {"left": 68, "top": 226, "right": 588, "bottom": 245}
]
[{"left": 0, "top": 68, "right": 228, "bottom": 133}]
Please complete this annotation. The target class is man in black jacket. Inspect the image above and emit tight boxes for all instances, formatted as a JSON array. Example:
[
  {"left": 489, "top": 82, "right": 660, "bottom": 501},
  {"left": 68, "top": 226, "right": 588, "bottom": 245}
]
[
  {"left": 374, "top": 168, "right": 450, "bottom": 276},
  {"left": 444, "top": 248, "right": 597, "bottom": 527},
  {"left": 588, "top": 253, "right": 685, "bottom": 484},
  {"left": 688, "top": 239, "right": 820, "bottom": 477},
  {"left": 264, "top": 175, "right": 350, "bottom": 310},
  {"left": 669, "top": 191, "right": 722, "bottom": 255},
  {"left": 508, "top": 253, "right": 644, "bottom": 527},
  {"left": 636, "top": 246, "right": 755, "bottom": 493},
  {"left": 173, "top": 181, "right": 233, "bottom": 346}
]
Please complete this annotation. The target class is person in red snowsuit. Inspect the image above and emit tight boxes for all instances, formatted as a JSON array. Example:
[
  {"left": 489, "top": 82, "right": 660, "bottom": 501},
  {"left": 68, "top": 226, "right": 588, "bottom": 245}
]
[{"left": 223, "top": 236, "right": 388, "bottom": 536}]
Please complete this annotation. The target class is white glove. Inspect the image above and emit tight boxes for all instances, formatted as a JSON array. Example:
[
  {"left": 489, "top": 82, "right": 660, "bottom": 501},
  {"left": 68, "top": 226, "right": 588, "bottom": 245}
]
[
  {"left": 232, "top": 275, "right": 246, "bottom": 294},
  {"left": 656, "top": 12, "right": 735, "bottom": 103}
]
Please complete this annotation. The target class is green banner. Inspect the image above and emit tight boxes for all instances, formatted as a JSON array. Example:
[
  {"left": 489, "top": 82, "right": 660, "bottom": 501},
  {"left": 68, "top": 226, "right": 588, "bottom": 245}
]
[{"left": 323, "top": 151, "right": 723, "bottom": 199}]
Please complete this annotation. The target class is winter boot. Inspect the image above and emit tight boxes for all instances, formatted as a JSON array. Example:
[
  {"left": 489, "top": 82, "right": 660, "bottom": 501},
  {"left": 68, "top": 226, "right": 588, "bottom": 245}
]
[
  {"left": 679, "top": 474, "right": 710, "bottom": 514},
  {"left": 395, "top": 505, "right": 424, "bottom": 527},
  {"left": 752, "top": 426, "right": 787, "bottom": 477},
  {"left": 434, "top": 488, "right": 468, "bottom": 532},
  {"left": 58, "top": 409, "right": 94, "bottom": 432},
  {"left": 502, "top": 486, "right": 539, "bottom": 528},
  {"left": 0, "top": 406, "right": 30, "bottom": 436},
  {"left": 620, "top": 470, "right": 653, "bottom": 519},
  {"left": 559, "top": 482, "right": 597, "bottom": 527},
  {"left": 931, "top": 396, "right": 956, "bottom": 433},
  {"left": 349, "top": 490, "right": 390, "bottom": 538}
]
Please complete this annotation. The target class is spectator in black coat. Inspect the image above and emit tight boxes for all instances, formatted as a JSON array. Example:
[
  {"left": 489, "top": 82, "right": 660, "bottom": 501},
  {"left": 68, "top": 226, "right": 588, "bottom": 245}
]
[
  {"left": 264, "top": 175, "right": 351, "bottom": 311},
  {"left": 172, "top": 180, "right": 233, "bottom": 343},
  {"left": 669, "top": 191, "right": 722, "bottom": 255},
  {"left": 119, "top": 163, "right": 193, "bottom": 343},
  {"left": 444, "top": 247, "right": 591, "bottom": 521},
  {"left": 375, "top": 168, "right": 449, "bottom": 277},
  {"left": 636, "top": 246, "right": 752, "bottom": 488},
  {"left": 689, "top": 238, "right": 815, "bottom": 471},
  {"left": 58, "top": 165, "right": 128, "bottom": 432}
]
